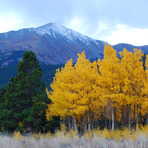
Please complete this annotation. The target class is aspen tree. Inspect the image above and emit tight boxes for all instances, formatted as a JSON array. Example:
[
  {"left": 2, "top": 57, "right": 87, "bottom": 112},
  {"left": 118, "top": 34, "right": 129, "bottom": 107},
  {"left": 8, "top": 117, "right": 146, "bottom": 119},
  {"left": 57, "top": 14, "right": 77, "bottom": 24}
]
[
  {"left": 46, "top": 51, "right": 101, "bottom": 132},
  {"left": 46, "top": 59, "right": 76, "bottom": 118},
  {"left": 74, "top": 51, "right": 101, "bottom": 132},
  {"left": 46, "top": 45, "right": 147, "bottom": 132},
  {"left": 119, "top": 48, "right": 144, "bottom": 129},
  {"left": 98, "top": 44, "right": 121, "bottom": 131},
  {"left": 142, "top": 55, "right": 148, "bottom": 124}
]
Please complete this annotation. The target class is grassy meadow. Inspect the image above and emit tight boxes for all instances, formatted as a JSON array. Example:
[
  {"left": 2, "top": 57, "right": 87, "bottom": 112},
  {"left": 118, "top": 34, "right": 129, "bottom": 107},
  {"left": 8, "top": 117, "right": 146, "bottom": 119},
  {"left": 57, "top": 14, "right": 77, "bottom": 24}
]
[{"left": 0, "top": 125, "right": 148, "bottom": 148}]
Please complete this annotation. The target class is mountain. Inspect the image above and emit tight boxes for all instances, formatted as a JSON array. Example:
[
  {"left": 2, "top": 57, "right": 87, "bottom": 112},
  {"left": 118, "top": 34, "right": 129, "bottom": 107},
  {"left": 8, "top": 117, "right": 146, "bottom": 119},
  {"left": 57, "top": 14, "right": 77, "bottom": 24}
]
[
  {"left": 0, "top": 23, "right": 105, "bottom": 67},
  {"left": 1, "top": 23, "right": 148, "bottom": 89},
  {"left": 1, "top": 23, "right": 148, "bottom": 67},
  {"left": 113, "top": 43, "right": 148, "bottom": 56}
]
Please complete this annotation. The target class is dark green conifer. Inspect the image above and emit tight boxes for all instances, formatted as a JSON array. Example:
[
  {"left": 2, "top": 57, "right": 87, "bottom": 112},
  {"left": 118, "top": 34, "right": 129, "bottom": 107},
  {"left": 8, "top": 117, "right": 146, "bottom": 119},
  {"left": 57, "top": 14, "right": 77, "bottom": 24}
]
[{"left": 0, "top": 51, "right": 50, "bottom": 133}]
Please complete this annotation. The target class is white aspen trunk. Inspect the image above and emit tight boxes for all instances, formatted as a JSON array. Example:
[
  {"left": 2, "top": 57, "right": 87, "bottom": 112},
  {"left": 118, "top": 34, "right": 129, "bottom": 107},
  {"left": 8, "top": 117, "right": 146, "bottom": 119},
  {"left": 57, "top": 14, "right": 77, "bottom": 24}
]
[
  {"left": 140, "top": 105, "right": 142, "bottom": 125},
  {"left": 137, "top": 112, "right": 138, "bottom": 125},
  {"left": 62, "top": 116, "right": 65, "bottom": 125},
  {"left": 73, "top": 113, "right": 77, "bottom": 131},
  {"left": 84, "top": 112, "right": 87, "bottom": 133},
  {"left": 72, "top": 117, "right": 74, "bottom": 130},
  {"left": 112, "top": 107, "right": 114, "bottom": 131},
  {"left": 80, "top": 117, "right": 82, "bottom": 136},
  {"left": 114, "top": 108, "right": 117, "bottom": 129},
  {"left": 92, "top": 113, "right": 94, "bottom": 130},
  {"left": 134, "top": 103, "right": 136, "bottom": 128},
  {"left": 147, "top": 114, "right": 148, "bottom": 124},
  {"left": 137, "top": 104, "right": 138, "bottom": 125},
  {"left": 67, "top": 116, "right": 70, "bottom": 131},
  {"left": 95, "top": 111, "right": 97, "bottom": 130},
  {"left": 108, "top": 105, "right": 111, "bottom": 130},
  {"left": 104, "top": 106, "right": 107, "bottom": 129},
  {"left": 122, "top": 107, "right": 125, "bottom": 128},
  {"left": 128, "top": 105, "right": 131, "bottom": 130},
  {"left": 88, "top": 113, "right": 90, "bottom": 133}
]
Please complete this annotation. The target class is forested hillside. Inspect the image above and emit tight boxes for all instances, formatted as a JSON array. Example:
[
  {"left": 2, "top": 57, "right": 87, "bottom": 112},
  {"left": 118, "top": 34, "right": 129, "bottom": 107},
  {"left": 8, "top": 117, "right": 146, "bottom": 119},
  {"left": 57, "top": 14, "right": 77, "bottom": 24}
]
[
  {"left": 0, "top": 55, "right": 146, "bottom": 90},
  {"left": 0, "top": 64, "right": 63, "bottom": 89}
]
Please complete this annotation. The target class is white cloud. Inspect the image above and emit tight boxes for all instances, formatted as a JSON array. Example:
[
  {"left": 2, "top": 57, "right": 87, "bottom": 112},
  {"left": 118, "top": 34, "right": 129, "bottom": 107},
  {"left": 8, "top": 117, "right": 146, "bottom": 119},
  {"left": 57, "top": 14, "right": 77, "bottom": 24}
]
[
  {"left": 67, "top": 18, "right": 83, "bottom": 31},
  {"left": 106, "top": 25, "right": 148, "bottom": 46},
  {"left": 0, "top": 0, "right": 148, "bottom": 45},
  {"left": 0, "top": 15, "right": 22, "bottom": 33}
]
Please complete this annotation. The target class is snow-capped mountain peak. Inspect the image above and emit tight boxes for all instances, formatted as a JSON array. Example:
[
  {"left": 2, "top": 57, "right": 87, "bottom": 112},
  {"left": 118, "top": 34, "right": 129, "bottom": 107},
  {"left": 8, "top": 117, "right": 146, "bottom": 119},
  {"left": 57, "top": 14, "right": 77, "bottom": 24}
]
[
  {"left": 34, "top": 23, "right": 96, "bottom": 45},
  {"left": 1, "top": 22, "right": 148, "bottom": 67},
  {"left": 0, "top": 22, "right": 105, "bottom": 66}
]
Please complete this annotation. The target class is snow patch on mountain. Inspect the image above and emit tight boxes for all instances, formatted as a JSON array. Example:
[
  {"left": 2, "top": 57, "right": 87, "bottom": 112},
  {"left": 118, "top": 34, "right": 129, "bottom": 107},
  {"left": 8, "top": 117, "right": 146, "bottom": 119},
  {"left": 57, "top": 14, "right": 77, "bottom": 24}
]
[{"left": 34, "top": 23, "right": 97, "bottom": 45}]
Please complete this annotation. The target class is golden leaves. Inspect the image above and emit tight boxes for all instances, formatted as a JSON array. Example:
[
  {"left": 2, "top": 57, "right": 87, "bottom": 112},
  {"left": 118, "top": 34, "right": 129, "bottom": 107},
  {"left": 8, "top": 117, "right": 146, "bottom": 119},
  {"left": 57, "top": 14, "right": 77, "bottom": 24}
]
[{"left": 46, "top": 44, "right": 148, "bottom": 123}]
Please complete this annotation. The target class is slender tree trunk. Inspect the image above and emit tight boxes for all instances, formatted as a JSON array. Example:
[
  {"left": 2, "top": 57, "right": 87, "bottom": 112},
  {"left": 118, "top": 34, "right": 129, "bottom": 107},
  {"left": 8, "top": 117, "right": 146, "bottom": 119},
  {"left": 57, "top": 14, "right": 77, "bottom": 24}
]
[
  {"left": 114, "top": 107, "right": 117, "bottom": 129},
  {"left": 95, "top": 110, "right": 98, "bottom": 130},
  {"left": 91, "top": 112, "right": 94, "bottom": 130},
  {"left": 128, "top": 105, "right": 131, "bottom": 130},
  {"left": 62, "top": 116, "right": 65, "bottom": 125},
  {"left": 88, "top": 112, "right": 91, "bottom": 133},
  {"left": 80, "top": 116, "right": 82, "bottom": 136},
  {"left": 105, "top": 107, "right": 107, "bottom": 129},
  {"left": 84, "top": 112, "right": 87, "bottom": 133},
  {"left": 112, "top": 107, "right": 114, "bottom": 131},
  {"left": 70, "top": 117, "right": 73, "bottom": 129},
  {"left": 73, "top": 113, "right": 77, "bottom": 131},
  {"left": 122, "top": 107, "right": 125, "bottom": 128},
  {"left": 108, "top": 105, "right": 111, "bottom": 130},
  {"left": 126, "top": 105, "right": 128, "bottom": 127},
  {"left": 134, "top": 103, "right": 136, "bottom": 128},
  {"left": 137, "top": 104, "right": 139, "bottom": 125},
  {"left": 140, "top": 105, "right": 142, "bottom": 124},
  {"left": 67, "top": 116, "right": 70, "bottom": 131},
  {"left": 72, "top": 117, "right": 74, "bottom": 130}
]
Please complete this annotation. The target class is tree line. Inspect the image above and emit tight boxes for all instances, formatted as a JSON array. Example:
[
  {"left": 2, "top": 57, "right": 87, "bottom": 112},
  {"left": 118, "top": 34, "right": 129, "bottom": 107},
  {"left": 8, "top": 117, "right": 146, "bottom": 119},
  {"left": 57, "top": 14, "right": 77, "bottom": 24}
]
[
  {"left": 46, "top": 44, "right": 148, "bottom": 133},
  {"left": 0, "top": 45, "right": 148, "bottom": 134}
]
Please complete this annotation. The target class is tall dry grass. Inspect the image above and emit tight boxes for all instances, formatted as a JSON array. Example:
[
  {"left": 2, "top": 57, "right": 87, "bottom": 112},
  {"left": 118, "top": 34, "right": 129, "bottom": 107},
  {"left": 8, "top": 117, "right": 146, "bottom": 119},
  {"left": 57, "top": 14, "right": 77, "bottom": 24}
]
[{"left": 0, "top": 125, "right": 148, "bottom": 148}]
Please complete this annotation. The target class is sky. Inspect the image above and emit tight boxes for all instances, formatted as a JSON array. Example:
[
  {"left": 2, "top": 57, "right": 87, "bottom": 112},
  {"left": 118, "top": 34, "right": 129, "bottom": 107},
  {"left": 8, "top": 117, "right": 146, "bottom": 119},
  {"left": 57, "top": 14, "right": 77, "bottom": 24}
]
[{"left": 0, "top": 0, "right": 148, "bottom": 46}]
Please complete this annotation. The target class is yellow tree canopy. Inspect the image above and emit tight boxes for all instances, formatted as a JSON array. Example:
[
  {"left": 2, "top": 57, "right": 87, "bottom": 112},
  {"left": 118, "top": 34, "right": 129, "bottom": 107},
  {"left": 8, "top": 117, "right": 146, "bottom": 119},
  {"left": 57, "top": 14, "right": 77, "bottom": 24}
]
[
  {"left": 98, "top": 44, "right": 121, "bottom": 108},
  {"left": 119, "top": 48, "right": 144, "bottom": 105},
  {"left": 46, "top": 59, "right": 76, "bottom": 118},
  {"left": 46, "top": 51, "right": 101, "bottom": 119}
]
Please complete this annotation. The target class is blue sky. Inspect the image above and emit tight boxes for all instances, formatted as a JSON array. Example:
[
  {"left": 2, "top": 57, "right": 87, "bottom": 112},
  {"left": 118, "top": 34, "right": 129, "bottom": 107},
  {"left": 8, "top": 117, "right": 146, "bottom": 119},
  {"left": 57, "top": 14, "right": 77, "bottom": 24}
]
[{"left": 0, "top": 0, "right": 148, "bottom": 46}]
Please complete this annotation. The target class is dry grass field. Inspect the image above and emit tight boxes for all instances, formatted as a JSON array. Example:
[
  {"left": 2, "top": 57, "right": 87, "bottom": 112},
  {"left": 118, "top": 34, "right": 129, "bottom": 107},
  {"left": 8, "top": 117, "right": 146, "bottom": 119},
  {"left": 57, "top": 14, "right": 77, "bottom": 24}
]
[
  {"left": 0, "top": 135, "right": 147, "bottom": 148},
  {"left": 0, "top": 125, "right": 148, "bottom": 148}
]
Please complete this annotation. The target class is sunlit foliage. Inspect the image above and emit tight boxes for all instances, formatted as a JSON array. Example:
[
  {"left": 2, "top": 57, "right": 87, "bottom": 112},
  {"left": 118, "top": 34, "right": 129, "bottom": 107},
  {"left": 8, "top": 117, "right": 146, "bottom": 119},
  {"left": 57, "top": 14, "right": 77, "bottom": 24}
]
[{"left": 46, "top": 44, "right": 148, "bottom": 132}]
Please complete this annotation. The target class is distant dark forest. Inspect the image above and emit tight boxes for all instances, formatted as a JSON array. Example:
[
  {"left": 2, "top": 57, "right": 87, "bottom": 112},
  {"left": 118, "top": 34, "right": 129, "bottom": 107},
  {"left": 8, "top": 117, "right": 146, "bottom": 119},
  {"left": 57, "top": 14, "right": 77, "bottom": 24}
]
[
  {"left": 0, "top": 64, "right": 64, "bottom": 89},
  {"left": 0, "top": 54, "right": 146, "bottom": 90}
]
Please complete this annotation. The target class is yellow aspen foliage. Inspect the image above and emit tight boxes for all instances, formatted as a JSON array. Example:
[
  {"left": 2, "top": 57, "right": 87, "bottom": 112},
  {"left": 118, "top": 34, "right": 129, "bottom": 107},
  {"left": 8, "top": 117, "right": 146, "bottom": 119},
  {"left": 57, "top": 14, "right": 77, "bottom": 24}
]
[
  {"left": 46, "top": 51, "right": 102, "bottom": 130},
  {"left": 119, "top": 48, "right": 144, "bottom": 104},
  {"left": 46, "top": 59, "right": 76, "bottom": 118},
  {"left": 142, "top": 55, "right": 148, "bottom": 116},
  {"left": 121, "top": 49, "right": 144, "bottom": 102},
  {"left": 97, "top": 44, "right": 122, "bottom": 130},
  {"left": 74, "top": 51, "right": 101, "bottom": 115},
  {"left": 98, "top": 44, "right": 121, "bottom": 110},
  {"left": 119, "top": 48, "right": 145, "bottom": 128},
  {"left": 46, "top": 44, "right": 148, "bottom": 132}
]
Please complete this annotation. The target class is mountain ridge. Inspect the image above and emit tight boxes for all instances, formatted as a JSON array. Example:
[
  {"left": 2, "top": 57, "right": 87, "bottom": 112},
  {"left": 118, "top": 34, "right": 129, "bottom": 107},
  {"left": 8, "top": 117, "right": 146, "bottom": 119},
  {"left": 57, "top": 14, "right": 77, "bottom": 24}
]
[
  {"left": 0, "top": 23, "right": 148, "bottom": 67},
  {"left": 0, "top": 23, "right": 105, "bottom": 67},
  {"left": 0, "top": 23, "right": 148, "bottom": 89}
]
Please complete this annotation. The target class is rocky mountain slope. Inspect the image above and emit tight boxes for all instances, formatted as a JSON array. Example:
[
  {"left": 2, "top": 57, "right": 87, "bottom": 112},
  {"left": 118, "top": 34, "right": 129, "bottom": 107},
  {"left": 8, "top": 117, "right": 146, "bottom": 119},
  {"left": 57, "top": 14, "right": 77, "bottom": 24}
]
[
  {"left": 0, "top": 23, "right": 148, "bottom": 67},
  {"left": 0, "top": 23, "right": 105, "bottom": 67}
]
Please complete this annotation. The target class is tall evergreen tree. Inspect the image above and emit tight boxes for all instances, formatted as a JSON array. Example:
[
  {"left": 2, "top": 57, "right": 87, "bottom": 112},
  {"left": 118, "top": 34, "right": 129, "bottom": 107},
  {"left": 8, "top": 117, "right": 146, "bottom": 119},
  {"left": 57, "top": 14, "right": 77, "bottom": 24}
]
[{"left": 0, "top": 51, "right": 50, "bottom": 133}]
